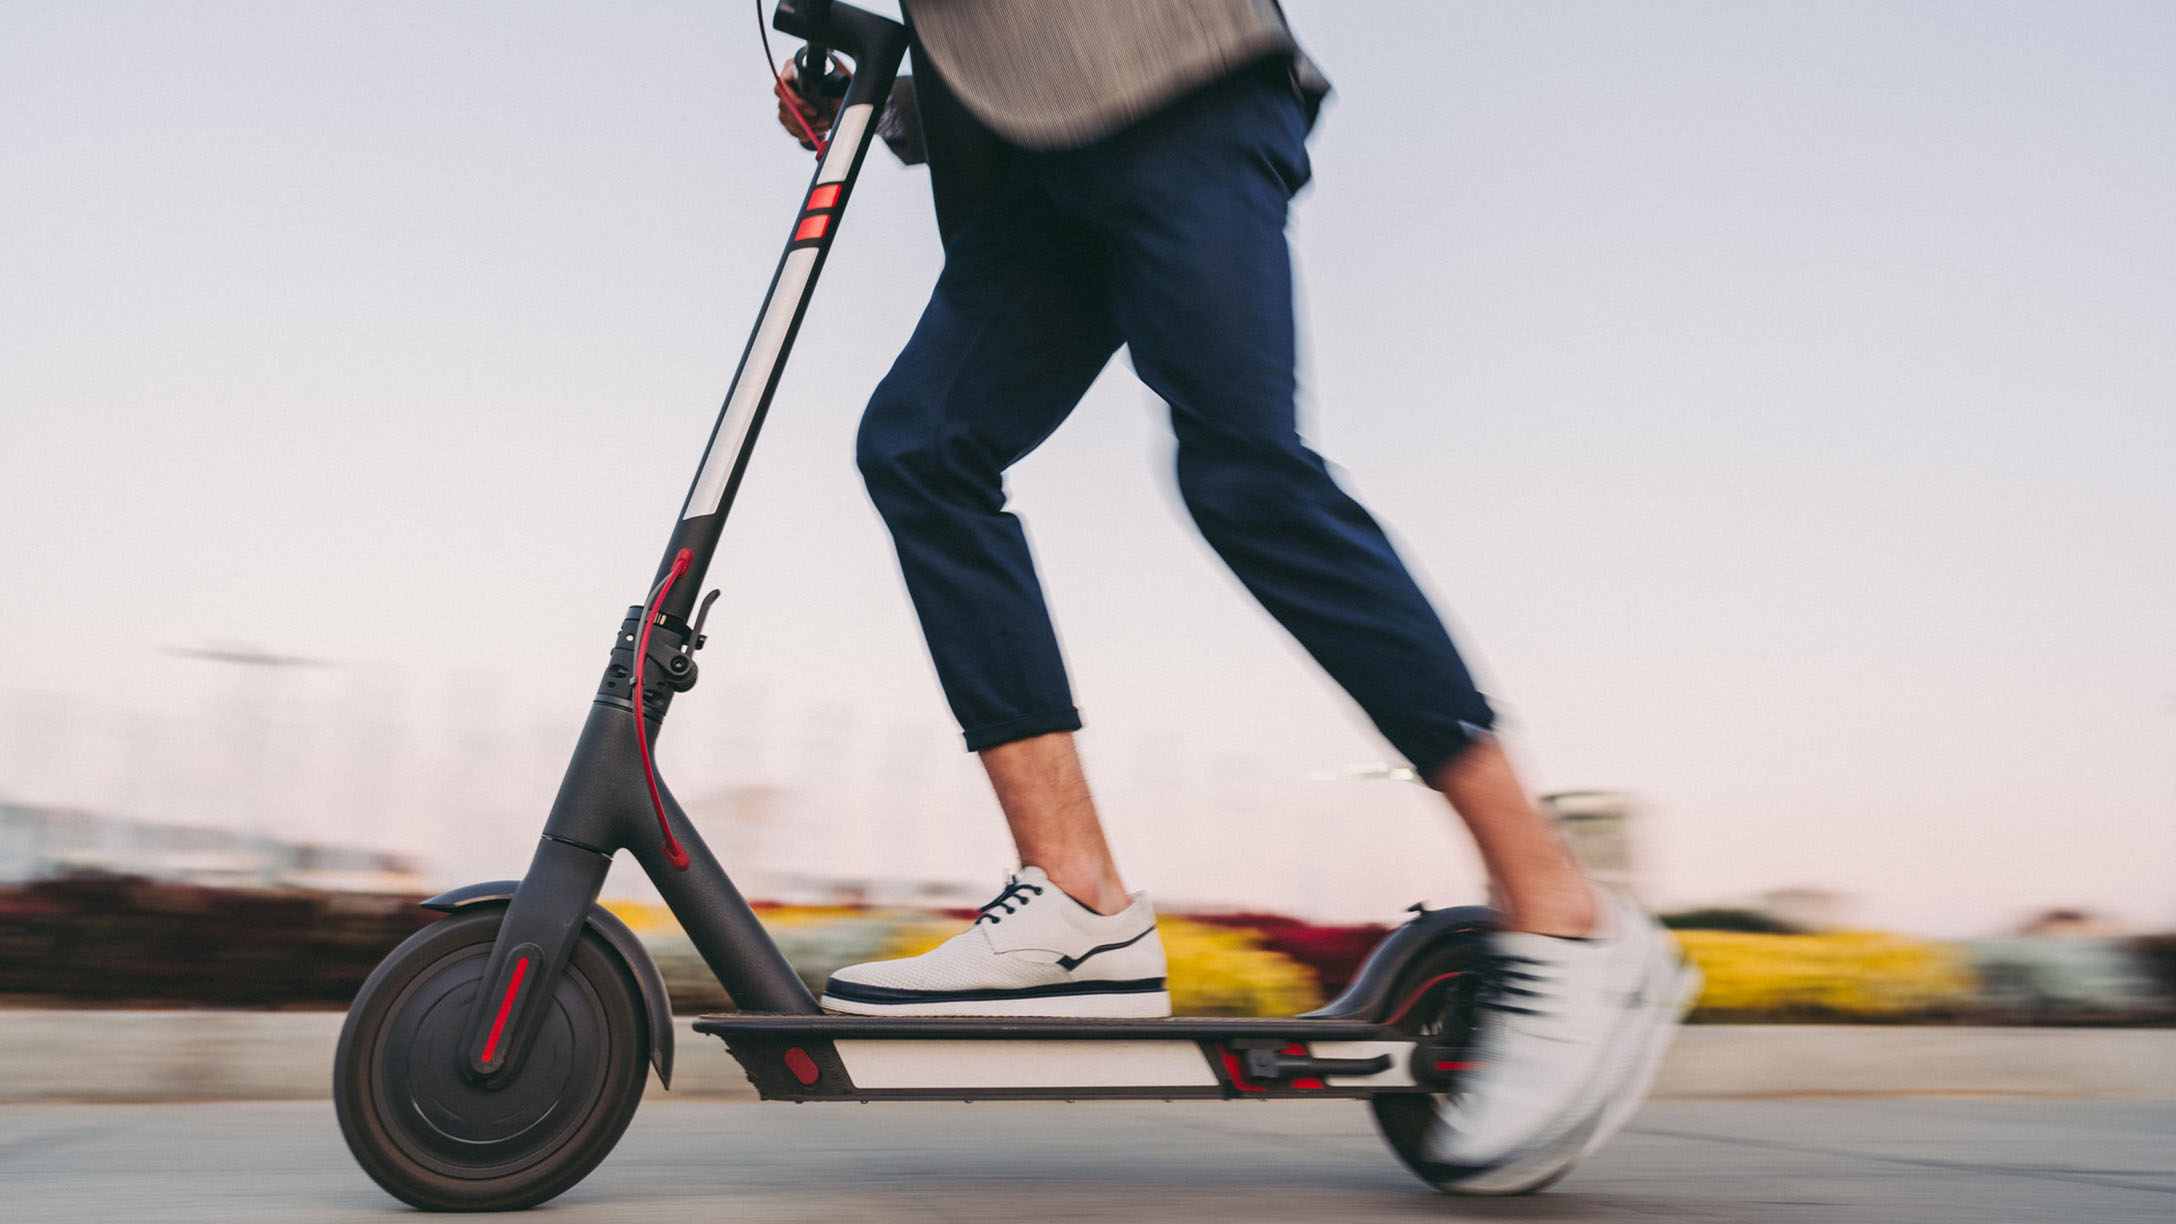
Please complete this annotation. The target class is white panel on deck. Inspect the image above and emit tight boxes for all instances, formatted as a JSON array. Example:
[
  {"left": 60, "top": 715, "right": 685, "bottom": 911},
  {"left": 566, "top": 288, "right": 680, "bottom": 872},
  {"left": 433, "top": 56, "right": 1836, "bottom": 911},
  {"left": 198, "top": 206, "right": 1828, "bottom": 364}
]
[{"left": 835, "top": 1040, "right": 1221, "bottom": 1090}]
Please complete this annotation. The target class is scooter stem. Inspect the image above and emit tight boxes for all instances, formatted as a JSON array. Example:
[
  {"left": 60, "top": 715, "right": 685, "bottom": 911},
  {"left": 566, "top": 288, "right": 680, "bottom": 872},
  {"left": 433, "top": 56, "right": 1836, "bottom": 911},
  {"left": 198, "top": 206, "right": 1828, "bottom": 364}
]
[
  {"left": 461, "top": 1, "right": 908, "bottom": 1082},
  {"left": 654, "top": 0, "right": 907, "bottom": 620}
]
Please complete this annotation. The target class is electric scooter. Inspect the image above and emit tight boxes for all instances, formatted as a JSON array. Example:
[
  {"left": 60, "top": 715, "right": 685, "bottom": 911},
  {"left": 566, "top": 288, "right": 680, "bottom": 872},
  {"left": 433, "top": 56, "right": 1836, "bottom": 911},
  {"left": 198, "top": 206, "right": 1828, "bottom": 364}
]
[{"left": 333, "top": 1, "right": 1578, "bottom": 1209}]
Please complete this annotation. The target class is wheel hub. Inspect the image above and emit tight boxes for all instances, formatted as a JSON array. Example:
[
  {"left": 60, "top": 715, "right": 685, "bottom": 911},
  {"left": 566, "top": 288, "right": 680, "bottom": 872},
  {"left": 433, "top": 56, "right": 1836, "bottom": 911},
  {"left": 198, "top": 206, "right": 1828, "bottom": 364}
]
[{"left": 373, "top": 949, "right": 608, "bottom": 1179}]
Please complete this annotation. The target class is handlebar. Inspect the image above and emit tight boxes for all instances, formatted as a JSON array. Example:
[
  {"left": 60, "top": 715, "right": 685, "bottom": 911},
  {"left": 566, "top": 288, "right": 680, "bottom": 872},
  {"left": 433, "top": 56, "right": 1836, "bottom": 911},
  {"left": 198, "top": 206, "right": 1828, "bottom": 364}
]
[
  {"left": 773, "top": 0, "right": 905, "bottom": 112},
  {"left": 789, "top": 0, "right": 833, "bottom": 88},
  {"left": 770, "top": 0, "right": 905, "bottom": 148},
  {"left": 792, "top": 45, "right": 844, "bottom": 108}
]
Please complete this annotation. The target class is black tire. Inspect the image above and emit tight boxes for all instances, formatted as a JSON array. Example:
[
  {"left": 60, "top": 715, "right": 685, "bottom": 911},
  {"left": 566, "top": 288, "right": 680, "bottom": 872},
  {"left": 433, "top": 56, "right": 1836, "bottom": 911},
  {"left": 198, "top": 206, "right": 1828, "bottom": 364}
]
[
  {"left": 1368, "top": 937, "right": 1587, "bottom": 1197},
  {"left": 334, "top": 909, "right": 649, "bottom": 1211}
]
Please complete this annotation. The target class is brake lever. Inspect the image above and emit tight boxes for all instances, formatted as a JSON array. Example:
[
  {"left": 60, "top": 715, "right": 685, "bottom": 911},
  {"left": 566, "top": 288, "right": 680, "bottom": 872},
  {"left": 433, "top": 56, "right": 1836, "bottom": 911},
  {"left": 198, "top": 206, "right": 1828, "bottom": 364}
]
[{"left": 688, "top": 589, "right": 723, "bottom": 652}]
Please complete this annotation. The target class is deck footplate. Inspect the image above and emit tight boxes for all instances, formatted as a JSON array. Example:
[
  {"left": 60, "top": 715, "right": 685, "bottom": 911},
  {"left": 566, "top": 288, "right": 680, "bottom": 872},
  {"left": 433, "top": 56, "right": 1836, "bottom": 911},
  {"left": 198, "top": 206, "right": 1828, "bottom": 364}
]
[{"left": 693, "top": 1013, "right": 1394, "bottom": 1041}]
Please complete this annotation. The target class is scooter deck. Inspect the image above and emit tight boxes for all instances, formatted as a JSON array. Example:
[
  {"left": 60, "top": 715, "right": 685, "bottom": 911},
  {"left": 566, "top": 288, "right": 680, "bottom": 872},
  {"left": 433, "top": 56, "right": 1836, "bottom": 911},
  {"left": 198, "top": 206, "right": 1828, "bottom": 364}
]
[
  {"left": 695, "top": 1013, "right": 1429, "bottom": 1102},
  {"left": 692, "top": 1012, "right": 1392, "bottom": 1039}
]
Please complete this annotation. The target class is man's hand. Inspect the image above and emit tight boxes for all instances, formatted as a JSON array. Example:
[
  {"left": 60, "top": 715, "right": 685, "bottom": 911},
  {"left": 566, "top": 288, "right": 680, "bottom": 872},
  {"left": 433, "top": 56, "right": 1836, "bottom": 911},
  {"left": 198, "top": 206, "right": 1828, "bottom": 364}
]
[{"left": 775, "top": 60, "right": 841, "bottom": 151}]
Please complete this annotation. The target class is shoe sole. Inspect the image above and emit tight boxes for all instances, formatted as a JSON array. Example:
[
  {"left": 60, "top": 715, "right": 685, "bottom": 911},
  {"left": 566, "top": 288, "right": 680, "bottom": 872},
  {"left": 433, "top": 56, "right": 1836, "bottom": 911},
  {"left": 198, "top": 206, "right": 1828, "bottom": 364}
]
[
  {"left": 1422, "top": 1105, "right": 1605, "bottom": 1197},
  {"left": 819, "top": 990, "right": 1174, "bottom": 1019}
]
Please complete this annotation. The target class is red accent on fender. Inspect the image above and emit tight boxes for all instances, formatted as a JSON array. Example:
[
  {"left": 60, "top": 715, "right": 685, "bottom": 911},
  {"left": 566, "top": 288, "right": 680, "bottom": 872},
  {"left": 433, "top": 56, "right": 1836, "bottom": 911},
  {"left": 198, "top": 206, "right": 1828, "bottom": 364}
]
[
  {"left": 479, "top": 955, "right": 529, "bottom": 1066},
  {"left": 792, "top": 213, "right": 831, "bottom": 243},
  {"left": 1218, "top": 1048, "right": 1264, "bottom": 1093},
  {"left": 805, "top": 183, "right": 842, "bottom": 210},
  {"left": 1435, "top": 1061, "right": 1476, "bottom": 1072},
  {"left": 1383, "top": 970, "right": 1465, "bottom": 1028},
  {"left": 783, "top": 1047, "right": 820, "bottom": 1086},
  {"left": 1281, "top": 1042, "right": 1325, "bottom": 1091}
]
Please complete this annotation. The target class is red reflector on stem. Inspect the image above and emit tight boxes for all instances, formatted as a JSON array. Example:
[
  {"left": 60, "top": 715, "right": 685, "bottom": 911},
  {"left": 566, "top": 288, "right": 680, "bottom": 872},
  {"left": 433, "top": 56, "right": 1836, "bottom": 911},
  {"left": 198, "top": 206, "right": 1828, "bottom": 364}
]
[
  {"left": 805, "top": 183, "right": 842, "bottom": 210},
  {"left": 793, "top": 214, "right": 831, "bottom": 242}
]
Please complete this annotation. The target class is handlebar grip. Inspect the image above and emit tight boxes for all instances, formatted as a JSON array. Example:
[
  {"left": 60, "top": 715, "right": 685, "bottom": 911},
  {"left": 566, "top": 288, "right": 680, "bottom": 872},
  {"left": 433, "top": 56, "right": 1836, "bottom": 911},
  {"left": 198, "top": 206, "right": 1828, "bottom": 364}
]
[
  {"left": 773, "top": 0, "right": 906, "bottom": 113},
  {"left": 792, "top": 45, "right": 849, "bottom": 106}
]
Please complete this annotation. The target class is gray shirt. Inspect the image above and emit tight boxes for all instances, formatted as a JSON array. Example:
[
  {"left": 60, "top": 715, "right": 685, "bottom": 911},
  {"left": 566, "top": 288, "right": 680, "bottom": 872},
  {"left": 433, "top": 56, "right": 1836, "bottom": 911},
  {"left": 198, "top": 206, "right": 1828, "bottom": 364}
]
[
  {"left": 902, "top": 0, "right": 1327, "bottom": 150},
  {"left": 871, "top": 2, "right": 1328, "bottom": 241}
]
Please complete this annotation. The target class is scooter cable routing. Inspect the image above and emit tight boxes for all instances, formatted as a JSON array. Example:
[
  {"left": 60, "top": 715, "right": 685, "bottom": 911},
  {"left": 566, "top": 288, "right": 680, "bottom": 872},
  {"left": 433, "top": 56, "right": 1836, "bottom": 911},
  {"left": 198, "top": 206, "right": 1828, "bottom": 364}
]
[
  {"left": 632, "top": 547, "right": 693, "bottom": 870},
  {"left": 756, "top": 0, "right": 832, "bottom": 154}
]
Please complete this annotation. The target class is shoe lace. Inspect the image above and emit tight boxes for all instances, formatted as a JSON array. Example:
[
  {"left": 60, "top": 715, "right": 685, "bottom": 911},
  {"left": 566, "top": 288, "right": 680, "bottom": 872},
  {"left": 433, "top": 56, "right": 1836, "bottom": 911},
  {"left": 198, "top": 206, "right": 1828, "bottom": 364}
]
[
  {"left": 1477, "top": 951, "right": 1553, "bottom": 1020},
  {"left": 974, "top": 877, "right": 1046, "bottom": 925}
]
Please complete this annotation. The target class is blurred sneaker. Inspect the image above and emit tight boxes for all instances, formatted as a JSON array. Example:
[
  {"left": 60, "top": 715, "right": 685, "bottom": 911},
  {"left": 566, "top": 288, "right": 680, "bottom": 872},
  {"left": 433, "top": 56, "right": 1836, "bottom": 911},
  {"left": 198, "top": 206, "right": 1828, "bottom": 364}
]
[
  {"left": 1427, "top": 892, "right": 1690, "bottom": 1167},
  {"left": 1579, "top": 929, "right": 1701, "bottom": 1158},
  {"left": 822, "top": 867, "right": 1171, "bottom": 1017}
]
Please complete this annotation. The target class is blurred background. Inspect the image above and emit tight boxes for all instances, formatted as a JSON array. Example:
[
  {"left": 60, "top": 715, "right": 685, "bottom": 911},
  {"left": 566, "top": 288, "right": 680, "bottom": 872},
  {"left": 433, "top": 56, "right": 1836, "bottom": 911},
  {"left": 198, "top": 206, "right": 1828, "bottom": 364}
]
[{"left": 4, "top": 0, "right": 2174, "bottom": 1029}]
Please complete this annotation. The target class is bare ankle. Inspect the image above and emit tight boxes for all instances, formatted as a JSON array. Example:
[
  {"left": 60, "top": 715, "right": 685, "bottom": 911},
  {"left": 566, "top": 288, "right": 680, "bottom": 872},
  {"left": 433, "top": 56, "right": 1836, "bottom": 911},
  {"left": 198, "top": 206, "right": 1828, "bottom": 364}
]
[
  {"left": 1505, "top": 885, "right": 1600, "bottom": 938},
  {"left": 1038, "top": 866, "right": 1130, "bottom": 916},
  {"left": 981, "top": 732, "right": 1133, "bottom": 916},
  {"left": 1429, "top": 737, "right": 1601, "bottom": 938}
]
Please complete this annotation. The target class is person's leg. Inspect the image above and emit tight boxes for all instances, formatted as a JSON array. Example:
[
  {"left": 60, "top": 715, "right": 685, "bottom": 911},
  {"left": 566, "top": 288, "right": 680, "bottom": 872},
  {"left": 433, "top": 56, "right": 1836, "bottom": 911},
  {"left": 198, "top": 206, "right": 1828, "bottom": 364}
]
[
  {"left": 1027, "top": 66, "right": 1691, "bottom": 1165},
  {"left": 856, "top": 169, "right": 1134, "bottom": 912},
  {"left": 979, "top": 732, "right": 1128, "bottom": 914},
  {"left": 1047, "top": 67, "right": 1593, "bottom": 935},
  {"left": 1430, "top": 737, "right": 1595, "bottom": 936}
]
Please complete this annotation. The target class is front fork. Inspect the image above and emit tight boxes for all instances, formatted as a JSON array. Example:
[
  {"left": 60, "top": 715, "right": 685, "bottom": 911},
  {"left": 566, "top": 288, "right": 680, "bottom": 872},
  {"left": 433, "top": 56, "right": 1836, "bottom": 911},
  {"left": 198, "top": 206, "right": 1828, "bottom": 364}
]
[
  {"left": 461, "top": 835, "right": 612, "bottom": 1079},
  {"left": 462, "top": 608, "right": 820, "bottom": 1084}
]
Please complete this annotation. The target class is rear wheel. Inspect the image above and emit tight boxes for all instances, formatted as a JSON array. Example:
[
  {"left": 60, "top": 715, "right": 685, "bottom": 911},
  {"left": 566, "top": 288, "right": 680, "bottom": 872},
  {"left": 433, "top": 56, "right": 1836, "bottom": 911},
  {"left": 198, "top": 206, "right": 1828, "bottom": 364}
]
[
  {"left": 1369, "top": 938, "right": 1591, "bottom": 1196},
  {"left": 334, "top": 909, "right": 648, "bottom": 1211}
]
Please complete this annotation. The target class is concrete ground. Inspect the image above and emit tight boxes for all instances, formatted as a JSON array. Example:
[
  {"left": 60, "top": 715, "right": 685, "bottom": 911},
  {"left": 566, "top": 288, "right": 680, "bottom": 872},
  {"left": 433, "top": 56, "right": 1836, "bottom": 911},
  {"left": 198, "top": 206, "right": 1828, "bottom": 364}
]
[
  {"left": 3, "top": 1097, "right": 2171, "bottom": 1223},
  {"left": 7, "top": 1013, "right": 2174, "bottom": 1102}
]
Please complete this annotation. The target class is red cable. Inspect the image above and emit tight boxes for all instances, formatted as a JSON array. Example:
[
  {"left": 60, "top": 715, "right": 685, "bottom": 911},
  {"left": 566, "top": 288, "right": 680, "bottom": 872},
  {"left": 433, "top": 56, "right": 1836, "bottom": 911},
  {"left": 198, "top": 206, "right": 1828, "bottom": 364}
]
[
  {"left": 774, "top": 69, "right": 831, "bottom": 157},
  {"left": 755, "top": 0, "right": 832, "bottom": 157},
  {"left": 633, "top": 548, "right": 693, "bottom": 871}
]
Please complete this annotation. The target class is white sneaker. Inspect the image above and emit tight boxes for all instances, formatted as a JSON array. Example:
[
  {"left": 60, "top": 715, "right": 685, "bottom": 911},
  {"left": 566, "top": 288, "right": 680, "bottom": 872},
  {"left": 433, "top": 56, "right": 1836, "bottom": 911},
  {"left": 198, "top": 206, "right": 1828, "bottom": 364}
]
[
  {"left": 1579, "top": 926, "right": 1701, "bottom": 1158},
  {"left": 1426, "top": 893, "right": 1688, "bottom": 1167},
  {"left": 822, "top": 868, "right": 1172, "bottom": 1018}
]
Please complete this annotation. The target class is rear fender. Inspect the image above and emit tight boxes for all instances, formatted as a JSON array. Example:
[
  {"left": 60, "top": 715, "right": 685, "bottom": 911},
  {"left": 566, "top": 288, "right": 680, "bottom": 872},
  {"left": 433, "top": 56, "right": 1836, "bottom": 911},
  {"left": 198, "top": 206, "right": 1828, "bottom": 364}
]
[
  {"left": 423, "top": 881, "right": 675, "bottom": 1089},
  {"left": 1300, "top": 905, "right": 1497, "bottom": 1022}
]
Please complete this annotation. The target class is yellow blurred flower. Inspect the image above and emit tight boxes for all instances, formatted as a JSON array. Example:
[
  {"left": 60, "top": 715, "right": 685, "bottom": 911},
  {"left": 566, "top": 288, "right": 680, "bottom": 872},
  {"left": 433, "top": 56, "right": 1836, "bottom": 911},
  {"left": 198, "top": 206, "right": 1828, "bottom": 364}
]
[{"left": 1674, "top": 931, "right": 1975, "bottom": 1018}]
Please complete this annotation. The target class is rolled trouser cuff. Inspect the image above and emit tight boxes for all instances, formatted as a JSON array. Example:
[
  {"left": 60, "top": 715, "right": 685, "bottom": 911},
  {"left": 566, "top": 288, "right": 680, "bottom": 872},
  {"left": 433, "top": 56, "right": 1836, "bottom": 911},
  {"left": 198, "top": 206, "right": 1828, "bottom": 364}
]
[
  {"left": 1400, "top": 712, "right": 1500, "bottom": 782},
  {"left": 961, "top": 707, "right": 1084, "bottom": 753}
]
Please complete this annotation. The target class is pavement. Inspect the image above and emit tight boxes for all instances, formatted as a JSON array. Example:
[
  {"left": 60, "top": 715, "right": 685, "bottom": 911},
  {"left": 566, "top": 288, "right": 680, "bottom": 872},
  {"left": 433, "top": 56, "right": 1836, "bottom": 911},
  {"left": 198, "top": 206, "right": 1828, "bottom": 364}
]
[
  {"left": 7, "top": 1012, "right": 2176, "bottom": 1102},
  {"left": 3, "top": 1097, "right": 2172, "bottom": 1223}
]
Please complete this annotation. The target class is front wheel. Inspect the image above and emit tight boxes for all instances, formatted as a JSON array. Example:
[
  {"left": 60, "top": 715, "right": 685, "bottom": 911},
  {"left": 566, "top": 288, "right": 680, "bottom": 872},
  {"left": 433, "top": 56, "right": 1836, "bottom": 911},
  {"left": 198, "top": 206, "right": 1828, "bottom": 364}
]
[{"left": 334, "top": 909, "right": 649, "bottom": 1211}]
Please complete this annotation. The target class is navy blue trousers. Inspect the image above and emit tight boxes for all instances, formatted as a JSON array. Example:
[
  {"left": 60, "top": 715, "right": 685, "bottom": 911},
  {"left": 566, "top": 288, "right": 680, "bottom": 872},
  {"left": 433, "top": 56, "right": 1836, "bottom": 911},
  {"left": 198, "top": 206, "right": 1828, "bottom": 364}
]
[{"left": 858, "top": 65, "right": 1496, "bottom": 775}]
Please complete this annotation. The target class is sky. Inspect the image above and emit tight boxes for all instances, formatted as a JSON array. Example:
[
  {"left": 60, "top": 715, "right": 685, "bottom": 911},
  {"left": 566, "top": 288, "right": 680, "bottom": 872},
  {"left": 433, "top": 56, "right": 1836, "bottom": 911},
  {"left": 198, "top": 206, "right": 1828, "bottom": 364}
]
[{"left": 3, "top": 1, "right": 2172, "bottom": 934}]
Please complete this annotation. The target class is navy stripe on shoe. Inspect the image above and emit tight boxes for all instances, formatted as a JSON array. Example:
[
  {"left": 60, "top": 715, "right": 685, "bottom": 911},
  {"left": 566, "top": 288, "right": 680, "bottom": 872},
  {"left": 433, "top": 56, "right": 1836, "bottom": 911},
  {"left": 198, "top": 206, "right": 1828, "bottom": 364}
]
[
  {"left": 1056, "top": 926, "right": 1157, "bottom": 971},
  {"left": 822, "top": 977, "right": 1167, "bottom": 1005}
]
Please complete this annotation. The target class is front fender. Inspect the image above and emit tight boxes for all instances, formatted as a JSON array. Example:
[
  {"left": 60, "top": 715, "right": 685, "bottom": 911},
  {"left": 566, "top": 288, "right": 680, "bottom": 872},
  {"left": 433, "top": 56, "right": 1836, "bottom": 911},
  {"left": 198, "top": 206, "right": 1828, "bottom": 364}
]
[{"left": 423, "top": 881, "right": 675, "bottom": 1089}]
